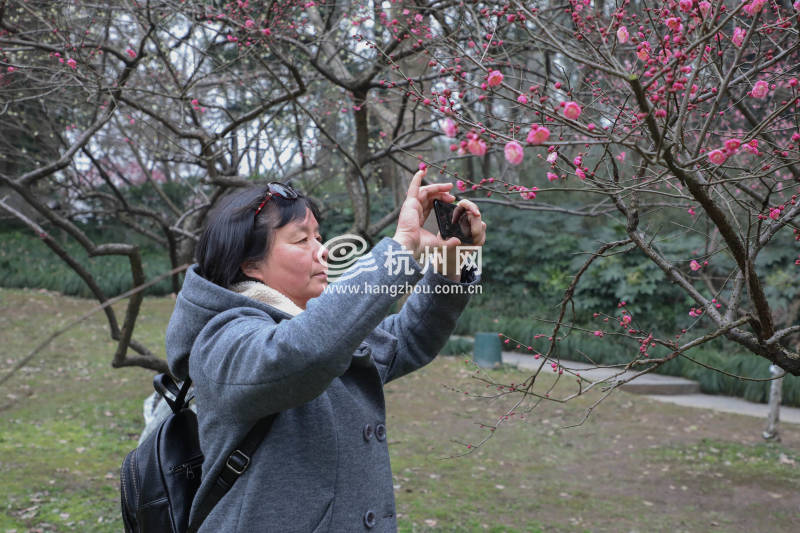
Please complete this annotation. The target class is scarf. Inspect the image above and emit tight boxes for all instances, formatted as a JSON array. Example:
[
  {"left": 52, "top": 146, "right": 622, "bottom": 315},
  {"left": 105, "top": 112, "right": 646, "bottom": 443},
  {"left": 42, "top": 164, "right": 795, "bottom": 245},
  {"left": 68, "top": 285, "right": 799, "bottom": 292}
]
[{"left": 229, "top": 280, "right": 305, "bottom": 317}]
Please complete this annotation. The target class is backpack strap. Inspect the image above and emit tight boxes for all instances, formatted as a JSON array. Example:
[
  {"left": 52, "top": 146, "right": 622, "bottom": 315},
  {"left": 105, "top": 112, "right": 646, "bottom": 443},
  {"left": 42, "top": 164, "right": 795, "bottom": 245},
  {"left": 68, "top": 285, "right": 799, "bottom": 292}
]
[{"left": 186, "top": 413, "right": 276, "bottom": 533}]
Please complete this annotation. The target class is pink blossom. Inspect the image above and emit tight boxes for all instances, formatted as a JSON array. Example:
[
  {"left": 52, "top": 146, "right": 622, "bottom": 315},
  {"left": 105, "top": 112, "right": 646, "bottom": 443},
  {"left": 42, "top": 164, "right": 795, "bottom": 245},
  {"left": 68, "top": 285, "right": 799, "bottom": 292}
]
[
  {"left": 456, "top": 180, "right": 467, "bottom": 192},
  {"left": 636, "top": 42, "right": 650, "bottom": 61},
  {"left": 795, "top": 0, "right": 800, "bottom": 10},
  {"left": 616, "top": 151, "right": 626, "bottom": 161},
  {"left": 688, "top": 207, "right": 696, "bottom": 216},
  {"left": 575, "top": 168, "right": 586, "bottom": 180},
  {"left": 665, "top": 17, "right": 682, "bottom": 32},
  {"left": 750, "top": 80, "right": 769, "bottom": 99},
  {"left": 414, "top": 13, "right": 423, "bottom": 22},
  {"left": 518, "top": 186, "right": 538, "bottom": 200},
  {"left": 245, "top": 19, "right": 255, "bottom": 28},
  {"left": 504, "top": 141, "right": 524, "bottom": 165},
  {"left": 679, "top": 0, "right": 693, "bottom": 12},
  {"left": 616, "top": 26, "right": 629, "bottom": 44},
  {"left": 743, "top": 0, "right": 766, "bottom": 15},
  {"left": 126, "top": 48, "right": 137, "bottom": 58},
  {"left": 690, "top": 260, "right": 701, "bottom": 271},
  {"left": 724, "top": 139, "right": 741, "bottom": 153},
  {"left": 769, "top": 208, "right": 781, "bottom": 220},
  {"left": 699, "top": 1, "right": 712, "bottom": 16},
  {"left": 66, "top": 58, "right": 77, "bottom": 69},
  {"left": 546, "top": 151, "right": 558, "bottom": 164},
  {"left": 546, "top": 172, "right": 559, "bottom": 182},
  {"left": 487, "top": 70, "right": 504, "bottom": 87},
  {"left": 593, "top": 330, "right": 604, "bottom": 337},
  {"left": 526, "top": 125, "right": 550, "bottom": 145},
  {"left": 731, "top": 27, "right": 745, "bottom": 47},
  {"left": 517, "top": 94, "right": 528, "bottom": 104},
  {"left": 262, "top": 28, "right": 272, "bottom": 36},
  {"left": 708, "top": 149, "right": 727, "bottom": 165},
  {"left": 621, "top": 315, "right": 632, "bottom": 326},
  {"left": 467, "top": 138, "right": 487, "bottom": 156},
  {"left": 7, "top": 66, "right": 15, "bottom": 73},
  {"left": 573, "top": 155, "right": 582, "bottom": 167},
  {"left": 563, "top": 101, "right": 581, "bottom": 120},
  {"left": 742, "top": 139, "right": 759, "bottom": 155},
  {"left": 441, "top": 118, "right": 457, "bottom": 138}
]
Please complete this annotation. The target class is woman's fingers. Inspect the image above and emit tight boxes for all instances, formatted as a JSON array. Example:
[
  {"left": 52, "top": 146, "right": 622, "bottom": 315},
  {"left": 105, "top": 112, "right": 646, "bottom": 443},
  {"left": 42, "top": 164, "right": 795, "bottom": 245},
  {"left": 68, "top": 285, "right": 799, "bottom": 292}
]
[
  {"left": 406, "top": 168, "right": 427, "bottom": 200},
  {"left": 456, "top": 199, "right": 481, "bottom": 218}
]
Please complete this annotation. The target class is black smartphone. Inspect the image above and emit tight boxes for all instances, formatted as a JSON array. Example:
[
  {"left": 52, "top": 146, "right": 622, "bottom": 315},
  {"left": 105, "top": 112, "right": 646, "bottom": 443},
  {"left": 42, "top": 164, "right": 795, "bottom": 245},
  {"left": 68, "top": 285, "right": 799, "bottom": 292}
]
[{"left": 433, "top": 199, "right": 473, "bottom": 244}]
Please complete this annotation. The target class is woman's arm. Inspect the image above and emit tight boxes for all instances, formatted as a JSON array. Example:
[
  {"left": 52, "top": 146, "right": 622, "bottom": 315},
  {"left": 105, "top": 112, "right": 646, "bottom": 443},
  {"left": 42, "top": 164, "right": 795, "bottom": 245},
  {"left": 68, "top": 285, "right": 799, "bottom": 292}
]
[
  {"left": 373, "top": 264, "right": 480, "bottom": 384},
  {"left": 171, "top": 237, "right": 426, "bottom": 425}
]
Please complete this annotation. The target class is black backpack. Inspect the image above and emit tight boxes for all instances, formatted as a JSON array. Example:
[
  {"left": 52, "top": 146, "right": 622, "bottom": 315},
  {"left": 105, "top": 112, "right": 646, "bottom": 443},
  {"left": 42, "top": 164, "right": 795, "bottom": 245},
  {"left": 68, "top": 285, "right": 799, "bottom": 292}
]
[{"left": 121, "top": 374, "right": 275, "bottom": 533}]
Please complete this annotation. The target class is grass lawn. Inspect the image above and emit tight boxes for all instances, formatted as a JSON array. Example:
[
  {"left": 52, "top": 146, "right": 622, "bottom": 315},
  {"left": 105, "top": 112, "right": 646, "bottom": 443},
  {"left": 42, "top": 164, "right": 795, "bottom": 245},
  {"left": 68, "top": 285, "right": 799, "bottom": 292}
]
[{"left": 1, "top": 288, "right": 799, "bottom": 532}]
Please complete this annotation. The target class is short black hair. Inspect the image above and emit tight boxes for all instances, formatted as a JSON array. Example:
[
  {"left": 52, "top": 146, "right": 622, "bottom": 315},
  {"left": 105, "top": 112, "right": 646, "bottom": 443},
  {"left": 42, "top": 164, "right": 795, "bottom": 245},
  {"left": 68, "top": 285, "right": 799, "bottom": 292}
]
[{"left": 195, "top": 183, "right": 321, "bottom": 287}]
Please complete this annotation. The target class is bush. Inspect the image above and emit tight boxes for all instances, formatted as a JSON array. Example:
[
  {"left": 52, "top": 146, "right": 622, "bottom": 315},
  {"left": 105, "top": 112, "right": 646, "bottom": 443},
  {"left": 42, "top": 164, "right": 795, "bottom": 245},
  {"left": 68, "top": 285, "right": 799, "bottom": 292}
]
[
  {"left": 0, "top": 230, "right": 175, "bottom": 297},
  {"left": 456, "top": 305, "right": 800, "bottom": 407}
]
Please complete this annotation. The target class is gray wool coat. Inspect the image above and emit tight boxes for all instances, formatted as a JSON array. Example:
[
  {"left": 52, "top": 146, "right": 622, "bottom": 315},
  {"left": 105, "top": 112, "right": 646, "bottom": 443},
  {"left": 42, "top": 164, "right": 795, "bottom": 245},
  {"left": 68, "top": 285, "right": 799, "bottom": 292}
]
[{"left": 165, "top": 237, "right": 479, "bottom": 532}]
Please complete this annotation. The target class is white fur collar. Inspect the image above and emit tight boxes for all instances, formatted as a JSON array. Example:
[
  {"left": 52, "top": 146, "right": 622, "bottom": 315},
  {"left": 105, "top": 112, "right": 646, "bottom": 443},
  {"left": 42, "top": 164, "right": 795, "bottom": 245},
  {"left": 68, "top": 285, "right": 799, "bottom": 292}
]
[{"left": 229, "top": 280, "right": 304, "bottom": 317}]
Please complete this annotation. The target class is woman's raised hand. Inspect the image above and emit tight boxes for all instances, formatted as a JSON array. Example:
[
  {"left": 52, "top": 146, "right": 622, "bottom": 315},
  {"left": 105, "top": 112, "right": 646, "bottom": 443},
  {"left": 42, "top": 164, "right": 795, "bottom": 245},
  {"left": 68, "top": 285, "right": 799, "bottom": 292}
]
[
  {"left": 393, "top": 168, "right": 486, "bottom": 274},
  {"left": 393, "top": 168, "right": 457, "bottom": 260}
]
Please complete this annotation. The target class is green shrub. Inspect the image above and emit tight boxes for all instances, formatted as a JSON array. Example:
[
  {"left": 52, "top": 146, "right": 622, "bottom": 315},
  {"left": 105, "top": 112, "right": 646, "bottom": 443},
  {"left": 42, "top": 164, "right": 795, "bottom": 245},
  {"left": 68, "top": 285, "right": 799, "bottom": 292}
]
[{"left": 0, "top": 230, "right": 175, "bottom": 297}]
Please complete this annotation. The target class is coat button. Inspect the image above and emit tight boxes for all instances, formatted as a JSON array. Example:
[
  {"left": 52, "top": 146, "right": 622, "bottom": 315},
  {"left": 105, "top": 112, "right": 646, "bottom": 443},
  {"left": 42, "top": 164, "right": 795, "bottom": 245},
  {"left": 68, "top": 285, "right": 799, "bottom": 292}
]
[
  {"left": 375, "top": 423, "right": 387, "bottom": 441},
  {"left": 363, "top": 423, "right": 374, "bottom": 441},
  {"left": 363, "top": 509, "right": 376, "bottom": 529}
]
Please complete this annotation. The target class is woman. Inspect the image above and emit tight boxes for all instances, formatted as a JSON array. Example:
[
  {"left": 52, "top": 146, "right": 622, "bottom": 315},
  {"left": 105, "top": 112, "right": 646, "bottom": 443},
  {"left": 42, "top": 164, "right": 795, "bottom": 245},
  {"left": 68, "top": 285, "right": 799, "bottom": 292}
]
[{"left": 166, "top": 169, "right": 486, "bottom": 532}]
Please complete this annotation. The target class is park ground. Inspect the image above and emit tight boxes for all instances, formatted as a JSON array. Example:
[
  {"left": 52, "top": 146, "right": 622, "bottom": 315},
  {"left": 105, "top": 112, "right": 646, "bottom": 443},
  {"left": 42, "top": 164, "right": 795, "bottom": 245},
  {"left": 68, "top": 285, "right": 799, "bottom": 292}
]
[{"left": 1, "top": 288, "right": 799, "bottom": 532}]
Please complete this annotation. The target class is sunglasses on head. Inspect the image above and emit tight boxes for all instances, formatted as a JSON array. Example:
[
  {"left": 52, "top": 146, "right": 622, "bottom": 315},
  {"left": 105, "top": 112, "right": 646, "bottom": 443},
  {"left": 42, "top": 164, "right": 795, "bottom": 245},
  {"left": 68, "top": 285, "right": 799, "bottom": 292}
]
[{"left": 254, "top": 182, "right": 299, "bottom": 219}]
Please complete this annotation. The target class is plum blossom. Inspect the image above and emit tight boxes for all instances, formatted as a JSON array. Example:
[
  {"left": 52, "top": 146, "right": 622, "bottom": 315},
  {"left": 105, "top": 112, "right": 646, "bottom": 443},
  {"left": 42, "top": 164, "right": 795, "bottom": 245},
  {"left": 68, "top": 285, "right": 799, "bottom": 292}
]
[
  {"left": 546, "top": 172, "right": 559, "bottom": 182},
  {"left": 690, "top": 260, "right": 701, "bottom": 271},
  {"left": 743, "top": 0, "right": 766, "bottom": 15},
  {"left": 563, "top": 101, "right": 581, "bottom": 120},
  {"left": 526, "top": 125, "right": 550, "bottom": 145},
  {"left": 616, "top": 26, "right": 629, "bottom": 44},
  {"left": 487, "top": 70, "right": 504, "bottom": 87},
  {"left": 708, "top": 149, "right": 726, "bottom": 165},
  {"left": 743, "top": 139, "right": 759, "bottom": 155},
  {"left": 518, "top": 186, "right": 538, "bottom": 200},
  {"left": 769, "top": 208, "right": 781, "bottom": 220},
  {"left": 546, "top": 151, "right": 558, "bottom": 164},
  {"left": 504, "top": 141, "right": 524, "bottom": 165},
  {"left": 467, "top": 137, "right": 487, "bottom": 156},
  {"left": 679, "top": 0, "right": 693, "bottom": 12},
  {"left": 750, "top": 80, "right": 769, "bottom": 99},
  {"left": 699, "top": 0, "right": 712, "bottom": 16},
  {"left": 441, "top": 118, "right": 457, "bottom": 138},
  {"left": 126, "top": 48, "right": 137, "bottom": 58},
  {"left": 665, "top": 17, "right": 682, "bottom": 32},
  {"left": 517, "top": 94, "right": 528, "bottom": 104},
  {"left": 724, "top": 139, "right": 741, "bottom": 153},
  {"left": 732, "top": 27, "right": 745, "bottom": 47},
  {"left": 456, "top": 180, "right": 467, "bottom": 192},
  {"left": 67, "top": 58, "right": 77, "bottom": 69},
  {"left": 637, "top": 42, "right": 651, "bottom": 61}
]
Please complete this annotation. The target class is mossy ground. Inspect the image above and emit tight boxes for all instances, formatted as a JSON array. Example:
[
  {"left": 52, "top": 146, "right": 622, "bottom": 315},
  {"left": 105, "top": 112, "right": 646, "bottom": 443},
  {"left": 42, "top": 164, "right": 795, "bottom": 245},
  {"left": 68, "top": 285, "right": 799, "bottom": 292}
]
[{"left": 1, "top": 288, "right": 799, "bottom": 532}]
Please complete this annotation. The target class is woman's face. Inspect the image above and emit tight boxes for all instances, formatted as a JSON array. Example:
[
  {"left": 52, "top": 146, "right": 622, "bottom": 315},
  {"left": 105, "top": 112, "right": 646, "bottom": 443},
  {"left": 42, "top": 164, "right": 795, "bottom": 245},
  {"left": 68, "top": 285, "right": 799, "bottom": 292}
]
[{"left": 242, "top": 207, "right": 329, "bottom": 309}]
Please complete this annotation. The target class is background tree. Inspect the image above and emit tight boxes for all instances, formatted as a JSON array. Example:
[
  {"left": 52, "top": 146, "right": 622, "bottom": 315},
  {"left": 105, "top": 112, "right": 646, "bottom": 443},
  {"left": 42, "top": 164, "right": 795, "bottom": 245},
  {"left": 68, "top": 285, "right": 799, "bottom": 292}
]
[{"left": 1, "top": 0, "right": 798, "bottom": 429}]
